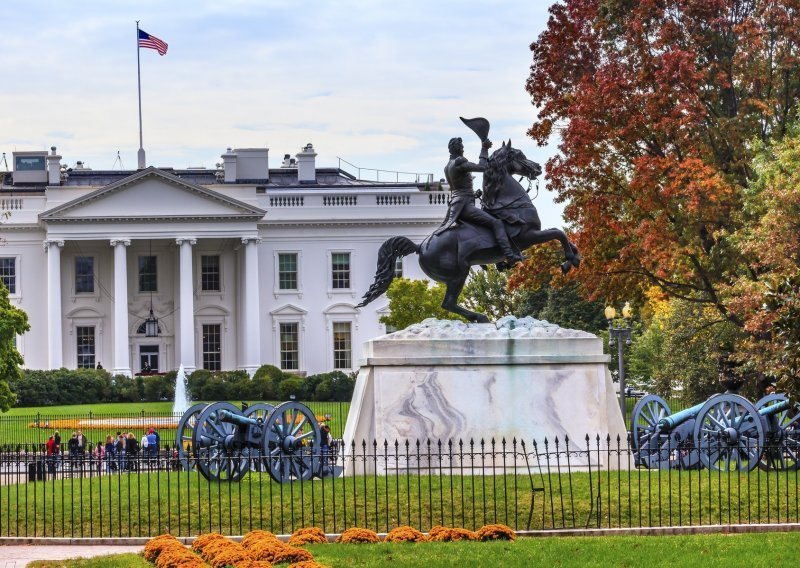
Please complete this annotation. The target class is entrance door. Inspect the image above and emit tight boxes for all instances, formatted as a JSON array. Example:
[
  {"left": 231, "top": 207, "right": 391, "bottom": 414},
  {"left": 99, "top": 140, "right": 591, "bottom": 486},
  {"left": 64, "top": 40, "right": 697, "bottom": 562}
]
[{"left": 140, "top": 345, "right": 159, "bottom": 373}]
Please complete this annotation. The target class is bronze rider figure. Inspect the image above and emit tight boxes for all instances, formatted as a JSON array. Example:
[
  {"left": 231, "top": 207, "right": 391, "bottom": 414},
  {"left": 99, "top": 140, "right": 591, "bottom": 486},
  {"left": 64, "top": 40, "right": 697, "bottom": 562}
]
[{"left": 434, "top": 136, "right": 523, "bottom": 265}]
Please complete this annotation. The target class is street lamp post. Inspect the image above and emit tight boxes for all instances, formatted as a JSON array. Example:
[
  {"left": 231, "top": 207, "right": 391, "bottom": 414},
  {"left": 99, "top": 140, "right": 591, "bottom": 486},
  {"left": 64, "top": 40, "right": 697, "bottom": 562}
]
[{"left": 605, "top": 302, "right": 633, "bottom": 420}]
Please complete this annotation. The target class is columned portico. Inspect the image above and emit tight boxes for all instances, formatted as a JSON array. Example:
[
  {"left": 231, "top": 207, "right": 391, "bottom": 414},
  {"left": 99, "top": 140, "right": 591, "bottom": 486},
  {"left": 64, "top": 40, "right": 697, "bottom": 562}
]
[
  {"left": 44, "top": 239, "right": 64, "bottom": 369},
  {"left": 177, "top": 237, "right": 197, "bottom": 374},
  {"left": 242, "top": 236, "right": 262, "bottom": 375},
  {"left": 111, "top": 239, "right": 132, "bottom": 377}
]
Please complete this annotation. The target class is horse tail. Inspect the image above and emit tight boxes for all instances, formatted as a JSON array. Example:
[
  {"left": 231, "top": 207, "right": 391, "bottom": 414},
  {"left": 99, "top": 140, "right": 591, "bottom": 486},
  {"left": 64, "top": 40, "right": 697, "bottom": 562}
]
[{"left": 357, "top": 236, "right": 419, "bottom": 308}]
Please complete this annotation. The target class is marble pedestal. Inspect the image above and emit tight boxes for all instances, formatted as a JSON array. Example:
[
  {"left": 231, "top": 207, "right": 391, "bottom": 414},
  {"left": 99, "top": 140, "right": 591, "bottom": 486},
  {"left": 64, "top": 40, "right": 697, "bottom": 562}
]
[{"left": 342, "top": 317, "right": 628, "bottom": 474}]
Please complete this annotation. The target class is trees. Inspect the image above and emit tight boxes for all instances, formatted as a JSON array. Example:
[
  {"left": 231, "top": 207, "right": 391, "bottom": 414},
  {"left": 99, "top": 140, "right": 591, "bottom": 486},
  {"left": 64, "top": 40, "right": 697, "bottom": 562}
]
[
  {"left": 526, "top": 0, "right": 800, "bottom": 392},
  {"left": 380, "top": 278, "right": 463, "bottom": 329},
  {"left": 0, "top": 283, "right": 29, "bottom": 411}
]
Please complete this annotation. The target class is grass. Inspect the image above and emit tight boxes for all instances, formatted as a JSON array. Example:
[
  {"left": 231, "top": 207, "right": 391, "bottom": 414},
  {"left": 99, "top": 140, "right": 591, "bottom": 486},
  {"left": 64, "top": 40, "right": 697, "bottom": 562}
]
[
  {"left": 2, "top": 465, "right": 798, "bottom": 538},
  {"left": 25, "top": 533, "right": 800, "bottom": 567},
  {"left": 0, "top": 401, "right": 351, "bottom": 446}
]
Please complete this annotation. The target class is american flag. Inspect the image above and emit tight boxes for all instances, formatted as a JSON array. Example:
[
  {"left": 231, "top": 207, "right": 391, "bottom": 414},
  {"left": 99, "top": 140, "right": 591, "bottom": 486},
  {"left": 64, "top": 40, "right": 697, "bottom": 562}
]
[{"left": 138, "top": 29, "right": 168, "bottom": 56}]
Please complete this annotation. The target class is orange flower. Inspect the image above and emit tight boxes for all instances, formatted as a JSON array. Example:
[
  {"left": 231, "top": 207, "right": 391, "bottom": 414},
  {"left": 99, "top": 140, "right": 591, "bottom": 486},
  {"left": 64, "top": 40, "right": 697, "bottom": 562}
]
[
  {"left": 242, "top": 529, "right": 281, "bottom": 549},
  {"left": 288, "top": 527, "right": 328, "bottom": 546},
  {"left": 287, "top": 561, "right": 331, "bottom": 568},
  {"left": 427, "top": 526, "right": 476, "bottom": 542},
  {"left": 271, "top": 546, "right": 314, "bottom": 564},
  {"left": 476, "top": 524, "right": 516, "bottom": 541},
  {"left": 144, "top": 534, "right": 182, "bottom": 562},
  {"left": 335, "top": 527, "right": 380, "bottom": 544},
  {"left": 384, "top": 526, "right": 427, "bottom": 543}
]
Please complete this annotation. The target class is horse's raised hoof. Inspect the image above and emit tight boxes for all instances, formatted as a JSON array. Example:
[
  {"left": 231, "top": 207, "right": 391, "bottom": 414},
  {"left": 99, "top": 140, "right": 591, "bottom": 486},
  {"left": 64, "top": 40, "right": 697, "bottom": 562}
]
[
  {"left": 561, "top": 261, "right": 572, "bottom": 275},
  {"left": 473, "top": 314, "right": 490, "bottom": 324},
  {"left": 571, "top": 253, "right": 581, "bottom": 268}
]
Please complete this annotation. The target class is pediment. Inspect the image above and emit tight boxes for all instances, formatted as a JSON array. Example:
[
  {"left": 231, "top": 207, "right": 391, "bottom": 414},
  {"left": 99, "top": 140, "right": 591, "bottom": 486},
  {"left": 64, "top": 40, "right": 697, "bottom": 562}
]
[
  {"left": 270, "top": 304, "right": 308, "bottom": 316},
  {"left": 41, "top": 167, "right": 265, "bottom": 223},
  {"left": 324, "top": 302, "right": 359, "bottom": 315}
]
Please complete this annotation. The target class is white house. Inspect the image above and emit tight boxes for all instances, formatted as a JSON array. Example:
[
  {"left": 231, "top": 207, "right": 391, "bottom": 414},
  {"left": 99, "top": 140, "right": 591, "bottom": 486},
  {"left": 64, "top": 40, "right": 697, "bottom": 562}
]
[{"left": 0, "top": 145, "right": 447, "bottom": 377}]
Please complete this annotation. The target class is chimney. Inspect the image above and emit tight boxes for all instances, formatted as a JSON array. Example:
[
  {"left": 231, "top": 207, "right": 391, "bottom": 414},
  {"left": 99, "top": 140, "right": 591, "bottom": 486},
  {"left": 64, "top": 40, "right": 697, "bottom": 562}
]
[
  {"left": 221, "top": 148, "right": 237, "bottom": 183},
  {"left": 46, "top": 146, "right": 62, "bottom": 185},
  {"left": 232, "top": 148, "right": 269, "bottom": 182},
  {"left": 296, "top": 143, "right": 317, "bottom": 184}
]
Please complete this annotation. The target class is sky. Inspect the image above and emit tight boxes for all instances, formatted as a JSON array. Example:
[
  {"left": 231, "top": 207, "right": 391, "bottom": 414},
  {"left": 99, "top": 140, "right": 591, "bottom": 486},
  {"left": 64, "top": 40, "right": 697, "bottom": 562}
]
[{"left": 0, "top": 1, "right": 565, "bottom": 223}]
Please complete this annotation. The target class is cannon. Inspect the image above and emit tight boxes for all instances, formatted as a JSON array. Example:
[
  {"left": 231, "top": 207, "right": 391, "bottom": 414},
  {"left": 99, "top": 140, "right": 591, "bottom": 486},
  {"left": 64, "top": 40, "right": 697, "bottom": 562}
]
[
  {"left": 631, "top": 392, "right": 800, "bottom": 472},
  {"left": 175, "top": 400, "right": 322, "bottom": 483}
]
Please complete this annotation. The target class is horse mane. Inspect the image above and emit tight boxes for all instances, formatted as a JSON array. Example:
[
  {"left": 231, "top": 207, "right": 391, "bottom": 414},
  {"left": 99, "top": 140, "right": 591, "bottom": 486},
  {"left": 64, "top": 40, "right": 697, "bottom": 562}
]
[{"left": 482, "top": 144, "right": 513, "bottom": 207}]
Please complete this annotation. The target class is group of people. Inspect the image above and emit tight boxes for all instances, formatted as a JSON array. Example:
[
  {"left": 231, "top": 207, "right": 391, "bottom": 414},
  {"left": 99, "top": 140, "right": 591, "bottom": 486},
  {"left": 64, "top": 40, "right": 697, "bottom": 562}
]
[
  {"left": 82, "top": 428, "right": 159, "bottom": 473},
  {"left": 45, "top": 430, "right": 88, "bottom": 473}
]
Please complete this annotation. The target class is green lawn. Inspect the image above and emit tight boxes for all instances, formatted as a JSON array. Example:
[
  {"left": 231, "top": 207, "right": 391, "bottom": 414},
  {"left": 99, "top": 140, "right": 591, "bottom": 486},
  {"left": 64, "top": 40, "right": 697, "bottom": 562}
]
[
  {"left": 2, "top": 466, "right": 798, "bottom": 538},
  {"left": 26, "top": 533, "right": 800, "bottom": 568},
  {"left": 0, "top": 401, "right": 350, "bottom": 446}
]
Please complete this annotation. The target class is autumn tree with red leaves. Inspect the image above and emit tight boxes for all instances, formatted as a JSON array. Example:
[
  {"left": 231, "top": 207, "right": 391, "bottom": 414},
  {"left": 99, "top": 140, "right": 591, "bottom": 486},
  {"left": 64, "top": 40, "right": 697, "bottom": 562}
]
[{"left": 523, "top": 0, "right": 800, "bottom": 386}]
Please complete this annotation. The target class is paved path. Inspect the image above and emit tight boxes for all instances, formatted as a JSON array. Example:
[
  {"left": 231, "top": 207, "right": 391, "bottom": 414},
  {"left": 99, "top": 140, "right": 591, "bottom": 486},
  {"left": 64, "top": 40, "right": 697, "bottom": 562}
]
[{"left": 0, "top": 545, "right": 143, "bottom": 567}]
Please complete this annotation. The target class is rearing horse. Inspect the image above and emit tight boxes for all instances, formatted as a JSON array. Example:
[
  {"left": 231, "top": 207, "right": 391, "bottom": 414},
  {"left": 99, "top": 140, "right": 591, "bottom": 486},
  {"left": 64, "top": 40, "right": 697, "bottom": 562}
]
[{"left": 358, "top": 142, "right": 580, "bottom": 323}]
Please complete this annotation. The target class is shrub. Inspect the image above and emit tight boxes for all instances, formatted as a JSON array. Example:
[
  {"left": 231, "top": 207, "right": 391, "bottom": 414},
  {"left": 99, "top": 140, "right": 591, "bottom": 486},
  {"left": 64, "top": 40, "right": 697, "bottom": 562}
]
[
  {"left": 241, "top": 529, "right": 281, "bottom": 549},
  {"left": 271, "top": 546, "right": 314, "bottom": 564},
  {"left": 427, "top": 526, "right": 476, "bottom": 542},
  {"left": 287, "top": 561, "right": 331, "bottom": 568},
  {"left": 143, "top": 534, "right": 182, "bottom": 561},
  {"left": 476, "top": 524, "right": 516, "bottom": 541},
  {"left": 335, "top": 527, "right": 380, "bottom": 544},
  {"left": 288, "top": 527, "right": 327, "bottom": 546},
  {"left": 277, "top": 377, "right": 306, "bottom": 401},
  {"left": 384, "top": 526, "right": 427, "bottom": 543}
]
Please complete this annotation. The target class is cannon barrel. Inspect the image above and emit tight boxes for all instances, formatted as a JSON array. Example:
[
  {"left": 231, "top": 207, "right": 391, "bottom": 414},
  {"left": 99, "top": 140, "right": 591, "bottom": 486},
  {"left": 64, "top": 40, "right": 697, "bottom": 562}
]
[
  {"left": 758, "top": 399, "right": 791, "bottom": 416},
  {"left": 657, "top": 401, "right": 706, "bottom": 431},
  {"left": 218, "top": 408, "right": 262, "bottom": 428}
]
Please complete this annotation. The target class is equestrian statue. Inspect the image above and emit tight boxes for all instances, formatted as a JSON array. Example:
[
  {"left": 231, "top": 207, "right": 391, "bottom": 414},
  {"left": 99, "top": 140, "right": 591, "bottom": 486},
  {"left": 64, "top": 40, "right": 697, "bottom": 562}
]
[{"left": 357, "top": 117, "right": 580, "bottom": 323}]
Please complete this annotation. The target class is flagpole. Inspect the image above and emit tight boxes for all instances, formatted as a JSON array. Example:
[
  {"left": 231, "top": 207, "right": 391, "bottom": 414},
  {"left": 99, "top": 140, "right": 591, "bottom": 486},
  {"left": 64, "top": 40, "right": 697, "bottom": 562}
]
[{"left": 136, "top": 21, "right": 146, "bottom": 169}]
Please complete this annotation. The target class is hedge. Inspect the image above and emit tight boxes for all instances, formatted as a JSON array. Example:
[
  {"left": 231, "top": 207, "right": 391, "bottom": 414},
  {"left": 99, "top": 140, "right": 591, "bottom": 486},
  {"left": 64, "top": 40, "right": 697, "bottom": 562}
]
[{"left": 7, "top": 365, "right": 355, "bottom": 408}]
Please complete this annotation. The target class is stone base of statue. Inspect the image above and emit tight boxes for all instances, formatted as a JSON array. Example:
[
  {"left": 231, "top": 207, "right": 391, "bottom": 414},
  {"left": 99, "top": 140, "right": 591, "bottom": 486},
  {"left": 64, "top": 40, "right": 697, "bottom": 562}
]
[{"left": 342, "top": 317, "right": 628, "bottom": 475}]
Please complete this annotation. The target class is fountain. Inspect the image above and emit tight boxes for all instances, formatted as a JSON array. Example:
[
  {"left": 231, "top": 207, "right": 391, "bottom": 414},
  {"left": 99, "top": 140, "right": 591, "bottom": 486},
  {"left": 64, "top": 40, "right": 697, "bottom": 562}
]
[{"left": 173, "top": 364, "right": 191, "bottom": 415}]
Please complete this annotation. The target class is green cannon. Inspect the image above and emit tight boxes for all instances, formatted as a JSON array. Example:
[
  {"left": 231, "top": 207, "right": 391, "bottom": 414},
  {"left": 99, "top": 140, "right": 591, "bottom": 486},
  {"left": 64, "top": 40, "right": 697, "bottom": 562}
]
[
  {"left": 175, "top": 401, "right": 322, "bottom": 483},
  {"left": 631, "top": 393, "right": 800, "bottom": 472}
]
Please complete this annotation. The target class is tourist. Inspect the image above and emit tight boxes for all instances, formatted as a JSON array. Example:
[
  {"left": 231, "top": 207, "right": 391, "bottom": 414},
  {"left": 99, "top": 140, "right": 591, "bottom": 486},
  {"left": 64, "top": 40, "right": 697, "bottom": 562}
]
[
  {"left": 126, "top": 432, "right": 139, "bottom": 471},
  {"left": 53, "top": 430, "right": 62, "bottom": 468},
  {"left": 320, "top": 423, "right": 332, "bottom": 475},
  {"left": 146, "top": 428, "right": 157, "bottom": 462},
  {"left": 104, "top": 435, "right": 116, "bottom": 473},
  {"left": 67, "top": 431, "right": 79, "bottom": 470},
  {"left": 46, "top": 435, "right": 56, "bottom": 475},
  {"left": 96, "top": 361, "right": 103, "bottom": 370},
  {"left": 116, "top": 432, "right": 127, "bottom": 472},
  {"left": 93, "top": 440, "right": 106, "bottom": 474}
]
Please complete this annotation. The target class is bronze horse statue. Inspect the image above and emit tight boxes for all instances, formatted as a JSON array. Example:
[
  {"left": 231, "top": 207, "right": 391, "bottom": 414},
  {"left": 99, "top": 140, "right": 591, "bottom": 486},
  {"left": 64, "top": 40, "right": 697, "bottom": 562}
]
[{"left": 358, "top": 141, "right": 580, "bottom": 323}]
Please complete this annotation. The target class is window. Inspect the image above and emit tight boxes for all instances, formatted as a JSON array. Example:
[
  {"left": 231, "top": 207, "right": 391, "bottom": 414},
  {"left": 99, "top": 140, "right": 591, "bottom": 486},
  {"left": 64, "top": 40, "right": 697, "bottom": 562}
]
[
  {"left": 279, "top": 322, "right": 299, "bottom": 370},
  {"left": 394, "top": 257, "right": 403, "bottom": 279},
  {"left": 278, "top": 253, "right": 298, "bottom": 290},
  {"left": 201, "top": 255, "right": 220, "bottom": 292},
  {"left": 15, "top": 156, "right": 45, "bottom": 171},
  {"left": 76, "top": 326, "right": 96, "bottom": 369},
  {"left": 331, "top": 252, "right": 351, "bottom": 289},
  {"left": 332, "top": 321, "right": 352, "bottom": 369},
  {"left": 138, "top": 256, "right": 157, "bottom": 292},
  {"left": 202, "top": 323, "right": 221, "bottom": 371},
  {"left": 0, "top": 258, "right": 16, "bottom": 294},
  {"left": 75, "top": 256, "right": 94, "bottom": 293}
]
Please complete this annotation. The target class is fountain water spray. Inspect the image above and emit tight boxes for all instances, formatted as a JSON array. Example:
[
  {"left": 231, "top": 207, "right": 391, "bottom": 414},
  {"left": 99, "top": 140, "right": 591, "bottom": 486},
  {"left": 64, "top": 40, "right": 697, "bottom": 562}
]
[{"left": 173, "top": 364, "right": 191, "bottom": 415}]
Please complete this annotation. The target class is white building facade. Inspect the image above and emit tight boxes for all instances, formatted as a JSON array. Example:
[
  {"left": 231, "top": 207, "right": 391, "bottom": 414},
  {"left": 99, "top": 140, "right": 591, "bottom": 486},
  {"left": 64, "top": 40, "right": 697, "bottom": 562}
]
[{"left": 1, "top": 145, "right": 447, "bottom": 377}]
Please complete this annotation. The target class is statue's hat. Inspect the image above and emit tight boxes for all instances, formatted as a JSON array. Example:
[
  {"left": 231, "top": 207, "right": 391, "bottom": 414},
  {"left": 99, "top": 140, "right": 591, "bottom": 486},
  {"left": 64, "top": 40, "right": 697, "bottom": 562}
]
[{"left": 460, "top": 116, "right": 490, "bottom": 141}]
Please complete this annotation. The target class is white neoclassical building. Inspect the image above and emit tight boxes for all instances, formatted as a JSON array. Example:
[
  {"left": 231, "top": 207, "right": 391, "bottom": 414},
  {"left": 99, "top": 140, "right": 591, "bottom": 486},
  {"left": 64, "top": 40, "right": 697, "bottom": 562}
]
[{"left": 1, "top": 145, "right": 447, "bottom": 377}]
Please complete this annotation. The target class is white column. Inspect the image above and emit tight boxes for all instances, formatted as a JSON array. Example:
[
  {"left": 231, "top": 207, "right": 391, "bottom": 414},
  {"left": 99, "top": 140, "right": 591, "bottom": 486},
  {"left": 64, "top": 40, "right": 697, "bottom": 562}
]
[
  {"left": 44, "top": 239, "right": 64, "bottom": 369},
  {"left": 177, "top": 238, "right": 197, "bottom": 374},
  {"left": 242, "top": 237, "right": 262, "bottom": 376},
  {"left": 111, "top": 239, "right": 132, "bottom": 377}
]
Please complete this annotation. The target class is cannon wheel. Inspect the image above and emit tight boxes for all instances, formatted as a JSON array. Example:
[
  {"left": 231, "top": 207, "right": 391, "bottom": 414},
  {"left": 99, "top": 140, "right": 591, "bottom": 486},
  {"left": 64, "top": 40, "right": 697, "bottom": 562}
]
[
  {"left": 243, "top": 402, "right": 275, "bottom": 472},
  {"left": 175, "top": 402, "right": 208, "bottom": 471},
  {"left": 631, "top": 395, "right": 670, "bottom": 455},
  {"left": 262, "top": 401, "right": 322, "bottom": 483},
  {"left": 192, "top": 401, "right": 251, "bottom": 482},
  {"left": 694, "top": 394, "right": 764, "bottom": 472},
  {"left": 756, "top": 394, "right": 800, "bottom": 471}
]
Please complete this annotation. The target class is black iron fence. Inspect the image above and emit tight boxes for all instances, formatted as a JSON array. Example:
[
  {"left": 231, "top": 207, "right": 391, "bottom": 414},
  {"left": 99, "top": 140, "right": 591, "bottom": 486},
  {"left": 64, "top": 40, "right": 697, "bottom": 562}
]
[
  {"left": 0, "top": 435, "right": 798, "bottom": 538},
  {"left": 0, "top": 402, "right": 350, "bottom": 448}
]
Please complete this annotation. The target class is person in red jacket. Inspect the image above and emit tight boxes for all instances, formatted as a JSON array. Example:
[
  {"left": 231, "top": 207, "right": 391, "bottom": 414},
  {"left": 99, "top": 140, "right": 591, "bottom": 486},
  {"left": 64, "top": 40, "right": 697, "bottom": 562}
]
[{"left": 46, "top": 435, "right": 56, "bottom": 474}]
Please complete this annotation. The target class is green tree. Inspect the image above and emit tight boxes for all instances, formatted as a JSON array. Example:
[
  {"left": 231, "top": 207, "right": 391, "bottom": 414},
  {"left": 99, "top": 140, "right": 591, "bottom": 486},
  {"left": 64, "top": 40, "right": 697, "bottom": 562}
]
[
  {"left": 462, "top": 266, "right": 530, "bottom": 320},
  {"left": 0, "top": 283, "right": 29, "bottom": 411},
  {"left": 381, "top": 279, "right": 464, "bottom": 330}
]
